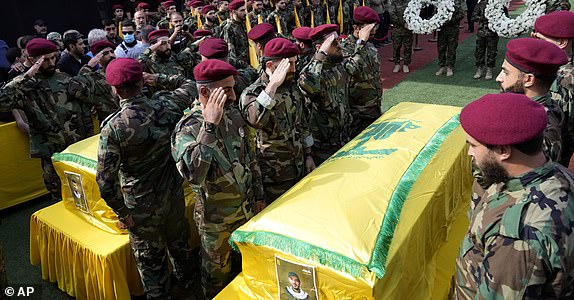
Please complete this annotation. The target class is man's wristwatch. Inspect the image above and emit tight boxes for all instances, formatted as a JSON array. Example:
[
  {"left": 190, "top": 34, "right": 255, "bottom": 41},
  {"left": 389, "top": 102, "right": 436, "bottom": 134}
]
[
  {"left": 204, "top": 121, "right": 217, "bottom": 134},
  {"left": 357, "top": 39, "right": 366, "bottom": 46}
]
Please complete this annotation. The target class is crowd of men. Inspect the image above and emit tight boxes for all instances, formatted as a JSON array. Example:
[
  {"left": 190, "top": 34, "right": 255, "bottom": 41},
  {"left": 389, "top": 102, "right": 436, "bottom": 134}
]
[{"left": 0, "top": 0, "right": 573, "bottom": 299}]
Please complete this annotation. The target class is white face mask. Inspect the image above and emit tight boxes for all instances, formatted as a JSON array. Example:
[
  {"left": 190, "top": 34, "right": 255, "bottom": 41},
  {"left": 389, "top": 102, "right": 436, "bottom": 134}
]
[{"left": 124, "top": 33, "right": 135, "bottom": 43}]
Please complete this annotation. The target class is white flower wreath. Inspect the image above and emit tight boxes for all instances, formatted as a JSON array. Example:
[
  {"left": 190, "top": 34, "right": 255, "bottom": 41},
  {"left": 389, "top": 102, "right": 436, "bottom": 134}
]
[
  {"left": 485, "top": 0, "right": 546, "bottom": 38},
  {"left": 403, "top": 0, "right": 455, "bottom": 35}
]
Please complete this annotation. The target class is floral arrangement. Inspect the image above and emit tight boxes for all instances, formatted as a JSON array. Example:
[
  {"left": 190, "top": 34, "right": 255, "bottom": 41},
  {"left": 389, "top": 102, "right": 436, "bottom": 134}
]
[
  {"left": 485, "top": 0, "right": 546, "bottom": 38},
  {"left": 404, "top": 0, "right": 455, "bottom": 35}
]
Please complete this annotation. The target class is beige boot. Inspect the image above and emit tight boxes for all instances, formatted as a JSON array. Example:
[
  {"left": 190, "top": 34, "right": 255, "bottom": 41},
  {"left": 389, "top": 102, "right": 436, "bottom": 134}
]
[
  {"left": 446, "top": 67, "right": 454, "bottom": 77},
  {"left": 484, "top": 67, "right": 493, "bottom": 80},
  {"left": 473, "top": 67, "right": 482, "bottom": 79},
  {"left": 393, "top": 64, "right": 401, "bottom": 73},
  {"left": 435, "top": 67, "right": 446, "bottom": 76},
  {"left": 403, "top": 65, "right": 410, "bottom": 73}
]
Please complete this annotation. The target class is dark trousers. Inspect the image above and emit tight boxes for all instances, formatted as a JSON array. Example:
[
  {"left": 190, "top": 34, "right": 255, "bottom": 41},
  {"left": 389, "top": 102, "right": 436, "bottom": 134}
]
[
  {"left": 437, "top": 26, "right": 460, "bottom": 68},
  {"left": 41, "top": 157, "right": 61, "bottom": 201},
  {"left": 475, "top": 35, "right": 499, "bottom": 67},
  {"left": 466, "top": 0, "right": 478, "bottom": 31}
]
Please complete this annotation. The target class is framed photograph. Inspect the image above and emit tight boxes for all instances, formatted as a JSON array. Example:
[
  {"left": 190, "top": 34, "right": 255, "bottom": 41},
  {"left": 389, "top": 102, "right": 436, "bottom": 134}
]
[
  {"left": 64, "top": 171, "right": 90, "bottom": 214},
  {"left": 275, "top": 255, "right": 319, "bottom": 300}
]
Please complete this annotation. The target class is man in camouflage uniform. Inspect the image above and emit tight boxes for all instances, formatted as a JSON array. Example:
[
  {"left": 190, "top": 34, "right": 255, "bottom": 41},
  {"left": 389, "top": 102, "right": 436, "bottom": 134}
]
[
  {"left": 0, "top": 39, "right": 93, "bottom": 201},
  {"left": 267, "top": 0, "right": 290, "bottom": 36},
  {"left": 157, "top": 1, "right": 178, "bottom": 29},
  {"left": 305, "top": 0, "right": 328, "bottom": 28},
  {"left": 435, "top": 0, "right": 466, "bottom": 77},
  {"left": 69, "top": 41, "right": 119, "bottom": 123},
  {"left": 171, "top": 59, "right": 266, "bottom": 298},
  {"left": 390, "top": 0, "right": 413, "bottom": 73},
  {"left": 533, "top": 11, "right": 574, "bottom": 167},
  {"left": 471, "top": 0, "right": 500, "bottom": 80},
  {"left": 216, "top": 1, "right": 230, "bottom": 25},
  {"left": 221, "top": 0, "right": 250, "bottom": 65},
  {"left": 341, "top": 6, "right": 382, "bottom": 137},
  {"left": 455, "top": 93, "right": 574, "bottom": 299},
  {"left": 201, "top": 5, "right": 222, "bottom": 38},
  {"left": 138, "top": 29, "right": 202, "bottom": 92},
  {"left": 292, "top": 27, "right": 314, "bottom": 73},
  {"left": 299, "top": 24, "right": 369, "bottom": 164},
  {"left": 495, "top": 38, "right": 567, "bottom": 164},
  {"left": 96, "top": 58, "right": 197, "bottom": 299},
  {"left": 248, "top": 0, "right": 269, "bottom": 26},
  {"left": 240, "top": 38, "right": 315, "bottom": 203}
]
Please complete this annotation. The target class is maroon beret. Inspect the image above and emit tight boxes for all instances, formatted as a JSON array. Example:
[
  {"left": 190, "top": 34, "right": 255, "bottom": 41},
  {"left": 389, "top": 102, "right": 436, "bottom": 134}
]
[
  {"left": 112, "top": 4, "right": 124, "bottom": 10},
  {"left": 309, "top": 24, "right": 339, "bottom": 42},
  {"left": 91, "top": 41, "right": 116, "bottom": 54},
  {"left": 199, "top": 38, "right": 229, "bottom": 58},
  {"left": 162, "top": 0, "right": 176, "bottom": 9},
  {"left": 534, "top": 10, "right": 574, "bottom": 39},
  {"left": 505, "top": 38, "right": 568, "bottom": 77},
  {"left": 136, "top": 2, "right": 150, "bottom": 9},
  {"left": 26, "top": 38, "right": 58, "bottom": 57},
  {"left": 292, "top": 26, "right": 312, "bottom": 43},
  {"left": 106, "top": 58, "right": 143, "bottom": 86},
  {"left": 190, "top": 1, "right": 205, "bottom": 8},
  {"left": 460, "top": 93, "right": 547, "bottom": 146},
  {"left": 201, "top": 4, "right": 217, "bottom": 14},
  {"left": 248, "top": 23, "right": 276, "bottom": 42},
  {"left": 148, "top": 29, "right": 170, "bottom": 43},
  {"left": 353, "top": 6, "right": 379, "bottom": 24},
  {"left": 194, "top": 29, "right": 213, "bottom": 39},
  {"left": 194, "top": 59, "right": 238, "bottom": 83},
  {"left": 228, "top": 0, "right": 245, "bottom": 11},
  {"left": 264, "top": 38, "right": 299, "bottom": 59}
]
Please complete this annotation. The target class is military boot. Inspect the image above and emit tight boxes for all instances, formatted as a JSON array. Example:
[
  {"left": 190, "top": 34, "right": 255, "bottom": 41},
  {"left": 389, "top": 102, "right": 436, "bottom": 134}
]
[
  {"left": 484, "top": 67, "right": 493, "bottom": 80},
  {"left": 473, "top": 66, "right": 482, "bottom": 79},
  {"left": 393, "top": 64, "right": 401, "bottom": 73},
  {"left": 446, "top": 67, "right": 454, "bottom": 77},
  {"left": 403, "top": 65, "right": 410, "bottom": 73}
]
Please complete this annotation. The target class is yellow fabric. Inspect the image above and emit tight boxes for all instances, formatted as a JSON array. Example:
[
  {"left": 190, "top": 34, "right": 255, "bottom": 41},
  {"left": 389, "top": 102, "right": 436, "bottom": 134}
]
[
  {"left": 294, "top": 6, "right": 301, "bottom": 28},
  {"left": 0, "top": 122, "right": 47, "bottom": 210},
  {"left": 197, "top": 13, "right": 203, "bottom": 28},
  {"left": 118, "top": 21, "right": 123, "bottom": 39},
  {"left": 52, "top": 135, "right": 201, "bottom": 247},
  {"left": 337, "top": 0, "right": 343, "bottom": 33},
  {"left": 218, "top": 14, "right": 223, "bottom": 24},
  {"left": 274, "top": 14, "right": 283, "bottom": 35},
  {"left": 325, "top": 0, "right": 331, "bottom": 24},
  {"left": 311, "top": 10, "right": 315, "bottom": 28},
  {"left": 257, "top": 14, "right": 263, "bottom": 24},
  {"left": 224, "top": 103, "right": 473, "bottom": 299},
  {"left": 245, "top": 14, "right": 260, "bottom": 69},
  {"left": 30, "top": 201, "right": 144, "bottom": 299}
]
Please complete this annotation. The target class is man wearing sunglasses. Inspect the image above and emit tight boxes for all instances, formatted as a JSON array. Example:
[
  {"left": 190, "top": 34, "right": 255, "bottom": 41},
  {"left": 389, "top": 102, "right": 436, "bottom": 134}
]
[{"left": 114, "top": 21, "right": 146, "bottom": 59}]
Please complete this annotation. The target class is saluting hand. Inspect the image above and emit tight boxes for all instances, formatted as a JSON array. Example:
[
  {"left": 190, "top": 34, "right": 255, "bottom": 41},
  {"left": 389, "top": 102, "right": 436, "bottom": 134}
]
[
  {"left": 87, "top": 51, "right": 104, "bottom": 68},
  {"left": 25, "top": 55, "right": 44, "bottom": 78},
  {"left": 202, "top": 87, "right": 227, "bottom": 125},
  {"left": 142, "top": 72, "right": 158, "bottom": 86},
  {"left": 319, "top": 34, "right": 336, "bottom": 54},
  {"left": 358, "top": 23, "right": 376, "bottom": 42},
  {"left": 266, "top": 58, "right": 291, "bottom": 96}
]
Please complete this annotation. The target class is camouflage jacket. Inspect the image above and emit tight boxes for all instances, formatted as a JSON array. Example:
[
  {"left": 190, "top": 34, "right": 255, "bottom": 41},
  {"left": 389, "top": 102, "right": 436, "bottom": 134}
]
[
  {"left": 230, "top": 58, "right": 259, "bottom": 97},
  {"left": 550, "top": 62, "right": 574, "bottom": 166},
  {"left": 546, "top": 0, "right": 571, "bottom": 13},
  {"left": 455, "top": 162, "right": 574, "bottom": 299},
  {"left": 138, "top": 45, "right": 201, "bottom": 80},
  {"left": 68, "top": 65, "right": 119, "bottom": 122},
  {"left": 171, "top": 100, "right": 265, "bottom": 224},
  {"left": 267, "top": 10, "right": 290, "bottom": 36},
  {"left": 296, "top": 50, "right": 314, "bottom": 75},
  {"left": 443, "top": 0, "right": 466, "bottom": 28},
  {"left": 298, "top": 51, "right": 352, "bottom": 149},
  {"left": 533, "top": 93, "right": 564, "bottom": 164},
  {"left": 96, "top": 75, "right": 195, "bottom": 218},
  {"left": 216, "top": 11, "right": 230, "bottom": 25},
  {"left": 390, "top": 1, "right": 411, "bottom": 34},
  {"left": 184, "top": 15, "right": 198, "bottom": 33},
  {"left": 248, "top": 11, "right": 269, "bottom": 27},
  {"left": 201, "top": 21, "right": 222, "bottom": 38},
  {"left": 156, "top": 17, "right": 170, "bottom": 29},
  {"left": 472, "top": 0, "right": 498, "bottom": 38},
  {"left": 341, "top": 35, "right": 382, "bottom": 120},
  {"left": 304, "top": 5, "right": 328, "bottom": 28},
  {"left": 0, "top": 71, "right": 93, "bottom": 158},
  {"left": 221, "top": 18, "right": 250, "bottom": 65},
  {"left": 239, "top": 72, "right": 313, "bottom": 182}
]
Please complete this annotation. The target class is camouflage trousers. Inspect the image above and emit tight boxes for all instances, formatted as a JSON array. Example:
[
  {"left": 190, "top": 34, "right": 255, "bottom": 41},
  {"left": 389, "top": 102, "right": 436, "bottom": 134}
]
[
  {"left": 393, "top": 33, "right": 413, "bottom": 65},
  {"left": 128, "top": 195, "right": 196, "bottom": 299},
  {"left": 437, "top": 26, "right": 460, "bottom": 68},
  {"left": 263, "top": 179, "right": 299, "bottom": 204},
  {"left": 475, "top": 35, "right": 499, "bottom": 68},
  {"left": 312, "top": 143, "right": 342, "bottom": 166},
  {"left": 194, "top": 197, "right": 246, "bottom": 298},
  {"left": 41, "top": 157, "right": 61, "bottom": 201}
]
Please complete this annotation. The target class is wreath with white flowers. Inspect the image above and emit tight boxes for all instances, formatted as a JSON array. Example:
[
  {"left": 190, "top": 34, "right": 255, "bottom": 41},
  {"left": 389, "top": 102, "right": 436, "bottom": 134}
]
[
  {"left": 485, "top": 0, "right": 546, "bottom": 38},
  {"left": 403, "top": 0, "right": 455, "bottom": 35}
]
